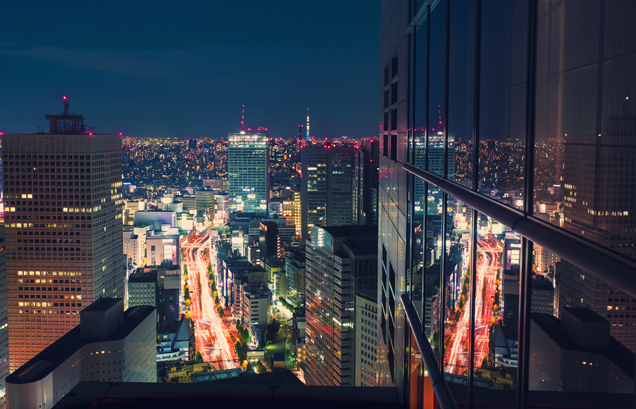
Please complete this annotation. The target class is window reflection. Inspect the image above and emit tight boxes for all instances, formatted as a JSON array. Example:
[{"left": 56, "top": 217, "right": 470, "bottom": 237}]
[
  {"left": 534, "top": 0, "right": 636, "bottom": 261},
  {"left": 472, "top": 212, "right": 520, "bottom": 397},
  {"left": 477, "top": 0, "right": 527, "bottom": 209},
  {"left": 427, "top": 0, "right": 447, "bottom": 177},
  {"left": 442, "top": 195, "right": 472, "bottom": 378},
  {"left": 448, "top": 0, "right": 475, "bottom": 188},
  {"left": 530, "top": 244, "right": 635, "bottom": 393},
  {"left": 423, "top": 185, "right": 443, "bottom": 349}
]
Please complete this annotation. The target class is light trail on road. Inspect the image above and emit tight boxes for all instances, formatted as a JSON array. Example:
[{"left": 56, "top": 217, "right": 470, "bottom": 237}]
[{"left": 181, "top": 229, "right": 239, "bottom": 370}]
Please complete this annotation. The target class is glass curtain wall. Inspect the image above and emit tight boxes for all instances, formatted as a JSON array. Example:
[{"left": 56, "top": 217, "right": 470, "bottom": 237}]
[{"left": 403, "top": 0, "right": 636, "bottom": 407}]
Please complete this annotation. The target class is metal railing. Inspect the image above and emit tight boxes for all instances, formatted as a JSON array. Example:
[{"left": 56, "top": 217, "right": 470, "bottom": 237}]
[
  {"left": 401, "top": 293, "right": 458, "bottom": 409},
  {"left": 403, "top": 163, "right": 636, "bottom": 300}
]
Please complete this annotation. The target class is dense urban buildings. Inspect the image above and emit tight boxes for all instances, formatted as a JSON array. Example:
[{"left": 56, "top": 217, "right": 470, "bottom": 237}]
[
  {"left": 6, "top": 298, "right": 156, "bottom": 409},
  {"left": 304, "top": 225, "right": 377, "bottom": 386},
  {"left": 2, "top": 1, "right": 635, "bottom": 408},
  {"left": 380, "top": 0, "right": 636, "bottom": 408},
  {"left": 2, "top": 106, "right": 124, "bottom": 373}
]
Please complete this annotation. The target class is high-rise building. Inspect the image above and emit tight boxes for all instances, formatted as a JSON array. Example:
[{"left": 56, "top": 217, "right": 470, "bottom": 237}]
[
  {"left": 353, "top": 140, "right": 379, "bottom": 226},
  {"left": 304, "top": 225, "right": 377, "bottom": 387},
  {"left": 378, "top": 0, "right": 636, "bottom": 408},
  {"left": 355, "top": 289, "right": 378, "bottom": 387},
  {"left": 0, "top": 226, "right": 8, "bottom": 407},
  {"left": 6, "top": 298, "right": 156, "bottom": 409},
  {"left": 227, "top": 132, "right": 269, "bottom": 214},
  {"left": 282, "top": 191, "right": 302, "bottom": 237},
  {"left": 259, "top": 222, "right": 281, "bottom": 261},
  {"left": 301, "top": 146, "right": 356, "bottom": 244},
  {"left": 285, "top": 248, "right": 305, "bottom": 307},
  {"left": 2, "top": 103, "right": 124, "bottom": 373}
]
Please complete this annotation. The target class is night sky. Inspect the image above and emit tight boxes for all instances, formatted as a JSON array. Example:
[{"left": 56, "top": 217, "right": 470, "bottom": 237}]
[{"left": 0, "top": 1, "right": 380, "bottom": 139}]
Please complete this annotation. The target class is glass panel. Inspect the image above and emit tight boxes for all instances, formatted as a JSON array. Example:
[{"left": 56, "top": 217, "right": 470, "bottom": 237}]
[
  {"left": 423, "top": 184, "right": 443, "bottom": 358},
  {"left": 533, "top": 0, "right": 636, "bottom": 262},
  {"left": 427, "top": 0, "right": 447, "bottom": 177},
  {"left": 478, "top": 0, "right": 527, "bottom": 210},
  {"left": 411, "top": 175, "right": 424, "bottom": 319},
  {"left": 472, "top": 212, "right": 520, "bottom": 403},
  {"left": 408, "top": 325, "right": 437, "bottom": 409},
  {"left": 442, "top": 195, "right": 473, "bottom": 380},
  {"left": 530, "top": 243, "right": 635, "bottom": 397},
  {"left": 409, "top": 32, "right": 416, "bottom": 164},
  {"left": 413, "top": 16, "right": 428, "bottom": 170},
  {"left": 447, "top": 0, "right": 475, "bottom": 188}
]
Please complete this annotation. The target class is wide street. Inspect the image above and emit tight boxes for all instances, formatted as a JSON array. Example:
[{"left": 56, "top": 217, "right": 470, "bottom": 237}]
[
  {"left": 181, "top": 229, "right": 239, "bottom": 370},
  {"left": 444, "top": 229, "right": 503, "bottom": 375}
]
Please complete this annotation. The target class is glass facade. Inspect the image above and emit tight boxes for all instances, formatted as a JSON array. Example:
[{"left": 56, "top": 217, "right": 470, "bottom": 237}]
[
  {"left": 227, "top": 132, "right": 269, "bottom": 214},
  {"left": 381, "top": 0, "right": 636, "bottom": 407}
]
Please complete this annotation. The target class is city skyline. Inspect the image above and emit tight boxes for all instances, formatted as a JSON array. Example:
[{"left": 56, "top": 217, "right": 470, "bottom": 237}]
[
  {"left": 2, "top": 1, "right": 636, "bottom": 408},
  {"left": 0, "top": 1, "right": 380, "bottom": 139}
]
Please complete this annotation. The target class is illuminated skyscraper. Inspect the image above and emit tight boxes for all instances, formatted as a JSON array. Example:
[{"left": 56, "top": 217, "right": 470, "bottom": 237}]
[
  {"left": 301, "top": 146, "right": 356, "bottom": 244},
  {"left": 2, "top": 100, "right": 124, "bottom": 373},
  {"left": 304, "top": 225, "right": 377, "bottom": 386},
  {"left": 306, "top": 108, "right": 310, "bottom": 140},
  {"left": 227, "top": 132, "right": 269, "bottom": 214}
]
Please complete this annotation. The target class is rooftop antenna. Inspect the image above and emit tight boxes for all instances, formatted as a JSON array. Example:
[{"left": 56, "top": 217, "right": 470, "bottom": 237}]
[
  {"left": 241, "top": 105, "right": 245, "bottom": 133},
  {"left": 45, "top": 95, "right": 86, "bottom": 134},
  {"left": 306, "top": 108, "right": 310, "bottom": 140},
  {"left": 437, "top": 104, "right": 443, "bottom": 134}
]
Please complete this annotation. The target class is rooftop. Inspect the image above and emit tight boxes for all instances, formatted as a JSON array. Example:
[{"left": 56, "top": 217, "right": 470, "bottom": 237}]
[
  {"left": 54, "top": 377, "right": 400, "bottom": 409},
  {"left": 7, "top": 304, "right": 155, "bottom": 385},
  {"left": 531, "top": 312, "right": 634, "bottom": 379}
]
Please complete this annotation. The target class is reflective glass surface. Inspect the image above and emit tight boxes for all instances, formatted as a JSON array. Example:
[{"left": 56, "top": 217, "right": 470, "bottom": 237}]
[
  {"left": 447, "top": 0, "right": 475, "bottom": 188},
  {"left": 471, "top": 213, "right": 520, "bottom": 400},
  {"left": 529, "top": 243, "right": 635, "bottom": 393},
  {"left": 478, "top": 0, "right": 527, "bottom": 209},
  {"left": 427, "top": 0, "right": 447, "bottom": 177},
  {"left": 533, "top": 0, "right": 636, "bottom": 261},
  {"left": 442, "top": 195, "right": 473, "bottom": 379}
]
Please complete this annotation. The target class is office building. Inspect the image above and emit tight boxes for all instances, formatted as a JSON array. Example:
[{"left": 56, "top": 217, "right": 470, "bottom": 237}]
[
  {"left": 243, "top": 285, "right": 270, "bottom": 328},
  {"left": 304, "top": 225, "right": 377, "bottom": 387},
  {"left": 157, "top": 263, "right": 181, "bottom": 329},
  {"left": 227, "top": 132, "right": 269, "bottom": 214},
  {"left": 2, "top": 105, "right": 124, "bottom": 373},
  {"left": 259, "top": 222, "right": 281, "bottom": 261},
  {"left": 282, "top": 191, "right": 302, "bottom": 237},
  {"left": 301, "top": 146, "right": 356, "bottom": 244},
  {"left": 128, "top": 269, "right": 159, "bottom": 311},
  {"left": 378, "top": 0, "right": 636, "bottom": 408},
  {"left": 6, "top": 298, "right": 156, "bottom": 409},
  {"left": 355, "top": 289, "right": 378, "bottom": 387},
  {"left": 285, "top": 248, "right": 305, "bottom": 307},
  {"left": 352, "top": 140, "right": 379, "bottom": 226},
  {"left": 123, "top": 228, "right": 145, "bottom": 272},
  {"left": 0, "top": 226, "right": 8, "bottom": 407}
]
